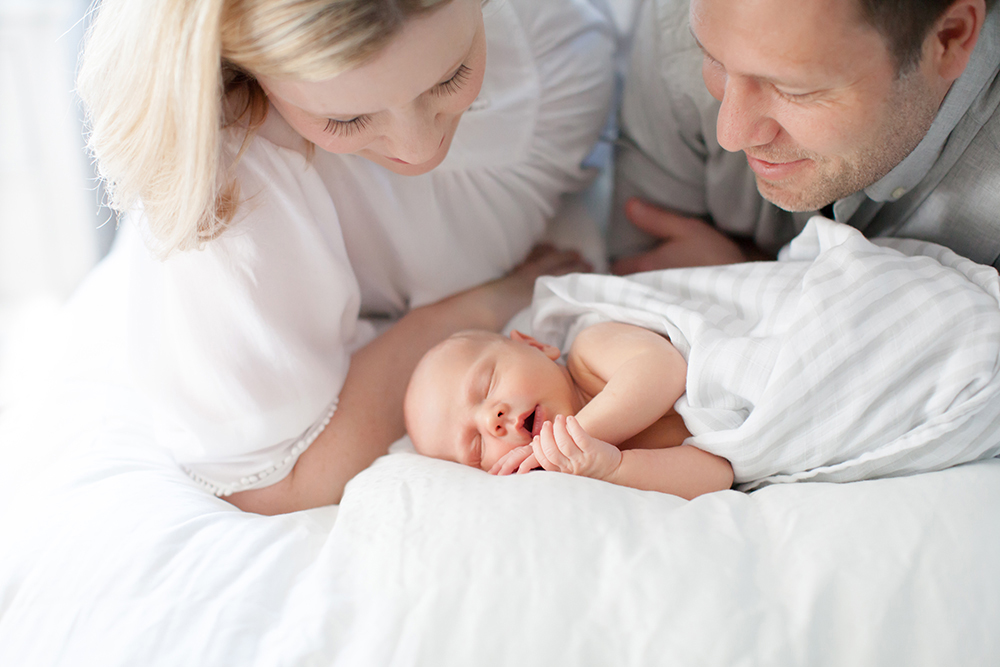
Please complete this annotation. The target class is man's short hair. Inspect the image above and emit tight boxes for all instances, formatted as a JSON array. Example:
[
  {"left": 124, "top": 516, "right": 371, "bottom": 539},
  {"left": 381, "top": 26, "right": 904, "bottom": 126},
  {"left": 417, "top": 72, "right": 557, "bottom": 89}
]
[{"left": 858, "top": 0, "right": 997, "bottom": 73}]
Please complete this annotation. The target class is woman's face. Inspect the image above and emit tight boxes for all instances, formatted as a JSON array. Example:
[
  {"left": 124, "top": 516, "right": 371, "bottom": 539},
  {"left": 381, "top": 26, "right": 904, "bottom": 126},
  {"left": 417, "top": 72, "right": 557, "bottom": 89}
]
[{"left": 258, "top": 0, "right": 486, "bottom": 176}]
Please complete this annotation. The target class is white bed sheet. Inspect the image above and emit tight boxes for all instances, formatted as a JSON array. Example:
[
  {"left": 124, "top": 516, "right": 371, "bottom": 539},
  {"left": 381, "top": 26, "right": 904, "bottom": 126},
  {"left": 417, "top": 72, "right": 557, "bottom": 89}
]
[
  {"left": 2, "top": 181, "right": 998, "bottom": 666},
  {"left": 1, "top": 427, "right": 998, "bottom": 666}
]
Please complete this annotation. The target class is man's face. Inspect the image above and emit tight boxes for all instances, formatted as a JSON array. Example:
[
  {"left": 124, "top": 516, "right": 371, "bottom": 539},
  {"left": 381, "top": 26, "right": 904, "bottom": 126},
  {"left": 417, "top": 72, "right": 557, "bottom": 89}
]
[{"left": 690, "top": 0, "right": 947, "bottom": 211}]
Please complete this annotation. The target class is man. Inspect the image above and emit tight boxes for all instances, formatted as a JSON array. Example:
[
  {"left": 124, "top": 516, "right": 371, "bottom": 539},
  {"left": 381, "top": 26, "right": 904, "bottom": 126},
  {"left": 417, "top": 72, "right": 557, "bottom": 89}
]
[{"left": 611, "top": 0, "right": 1000, "bottom": 271}]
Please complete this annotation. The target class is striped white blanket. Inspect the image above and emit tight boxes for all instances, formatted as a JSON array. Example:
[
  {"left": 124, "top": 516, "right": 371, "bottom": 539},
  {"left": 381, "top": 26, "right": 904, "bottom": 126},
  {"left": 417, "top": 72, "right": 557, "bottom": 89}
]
[{"left": 531, "top": 218, "right": 1000, "bottom": 489}]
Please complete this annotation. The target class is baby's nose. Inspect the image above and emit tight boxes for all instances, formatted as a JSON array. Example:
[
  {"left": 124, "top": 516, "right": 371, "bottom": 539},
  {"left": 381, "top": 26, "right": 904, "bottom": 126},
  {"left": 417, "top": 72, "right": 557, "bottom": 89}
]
[{"left": 486, "top": 404, "right": 512, "bottom": 435}]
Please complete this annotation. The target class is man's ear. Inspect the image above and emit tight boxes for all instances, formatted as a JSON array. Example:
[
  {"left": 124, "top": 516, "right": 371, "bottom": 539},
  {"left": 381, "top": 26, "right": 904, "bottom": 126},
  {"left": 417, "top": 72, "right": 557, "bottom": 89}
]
[
  {"left": 926, "top": 0, "right": 986, "bottom": 83},
  {"left": 510, "top": 330, "right": 562, "bottom": 360}
]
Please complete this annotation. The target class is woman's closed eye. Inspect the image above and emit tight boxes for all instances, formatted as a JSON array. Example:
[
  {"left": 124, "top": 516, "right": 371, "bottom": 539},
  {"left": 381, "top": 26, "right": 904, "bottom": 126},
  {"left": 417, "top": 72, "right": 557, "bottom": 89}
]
[
  {"left": 324, "top": 114, "right": 371, "bottom": 137},
  {"left": 323, "top": 64, "right": 474, "bottom": 137},
  {"left": 433, "top": 64, "right": 472, "bottom": 97}
]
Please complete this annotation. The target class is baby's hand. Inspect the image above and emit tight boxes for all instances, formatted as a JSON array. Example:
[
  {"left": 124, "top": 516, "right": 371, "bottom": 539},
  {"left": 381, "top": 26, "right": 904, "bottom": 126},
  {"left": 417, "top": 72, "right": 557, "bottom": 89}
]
[
  {"left": 530, "top": 415, "right": 622, "bottom": 481},
  {"left": 489, "top": 445, "right": 539, "bottom": 476}
]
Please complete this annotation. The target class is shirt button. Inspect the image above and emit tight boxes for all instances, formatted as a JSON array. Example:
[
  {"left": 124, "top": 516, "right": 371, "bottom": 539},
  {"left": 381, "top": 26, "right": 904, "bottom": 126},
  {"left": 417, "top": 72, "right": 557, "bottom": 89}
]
[{"left": 891, "top": 187, "right": 906, "bottom": 200}]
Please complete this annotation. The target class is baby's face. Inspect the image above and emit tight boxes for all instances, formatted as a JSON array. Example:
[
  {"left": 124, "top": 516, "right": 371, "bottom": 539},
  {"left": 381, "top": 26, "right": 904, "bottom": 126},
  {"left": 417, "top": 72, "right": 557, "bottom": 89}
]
[{"left": 405, "top": 331, "right": 581, "bottom": 471}]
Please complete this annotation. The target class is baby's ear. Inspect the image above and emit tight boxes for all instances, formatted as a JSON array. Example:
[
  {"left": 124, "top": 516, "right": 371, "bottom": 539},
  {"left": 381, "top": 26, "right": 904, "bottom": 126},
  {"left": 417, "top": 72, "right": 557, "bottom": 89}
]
[{"left": 510, "top": 330, "right": 561, "bottom": 361}]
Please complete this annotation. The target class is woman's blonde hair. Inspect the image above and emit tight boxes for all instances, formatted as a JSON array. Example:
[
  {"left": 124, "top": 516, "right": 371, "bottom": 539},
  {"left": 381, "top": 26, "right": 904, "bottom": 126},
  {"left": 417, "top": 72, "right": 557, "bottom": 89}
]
[{"left": 78, "top": 0, "right": 451, "bottom": 255}]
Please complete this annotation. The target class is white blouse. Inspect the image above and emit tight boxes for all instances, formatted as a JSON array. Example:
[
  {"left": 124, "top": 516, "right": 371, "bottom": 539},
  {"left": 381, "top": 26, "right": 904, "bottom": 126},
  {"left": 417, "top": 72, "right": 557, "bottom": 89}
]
[{"left": 103, "top": 0, "right": 615, "bottom": 496}]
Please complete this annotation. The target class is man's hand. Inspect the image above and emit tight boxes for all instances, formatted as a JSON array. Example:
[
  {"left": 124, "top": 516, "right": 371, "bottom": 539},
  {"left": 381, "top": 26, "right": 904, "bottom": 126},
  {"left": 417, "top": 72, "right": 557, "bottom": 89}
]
[
  {"left": 529, "top": 415, "right": 623, "bottom": 481},
  {"left": 611, "top": 198, "right": 749, "bottom": 274}
]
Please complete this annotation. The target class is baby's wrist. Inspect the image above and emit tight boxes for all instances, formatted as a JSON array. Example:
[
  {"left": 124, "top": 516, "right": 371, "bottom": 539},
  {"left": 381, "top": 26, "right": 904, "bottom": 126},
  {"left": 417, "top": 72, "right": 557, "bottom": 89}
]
[{"left": 601, "top": 449, "right": 625, "bottom": 485}]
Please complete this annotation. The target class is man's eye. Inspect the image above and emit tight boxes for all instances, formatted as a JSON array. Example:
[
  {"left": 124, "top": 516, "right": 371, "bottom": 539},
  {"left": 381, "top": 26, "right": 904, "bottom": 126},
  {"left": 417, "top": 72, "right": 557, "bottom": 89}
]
[{"left": 775, "top": 87, "right": 816, "bottom": 102}]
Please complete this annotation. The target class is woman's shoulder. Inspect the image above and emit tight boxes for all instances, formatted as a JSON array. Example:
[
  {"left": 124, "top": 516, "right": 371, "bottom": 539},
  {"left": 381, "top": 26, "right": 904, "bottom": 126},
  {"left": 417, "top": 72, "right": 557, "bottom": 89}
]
[{"left": 495, "top": 0, "right": 614, "bottom": 52}]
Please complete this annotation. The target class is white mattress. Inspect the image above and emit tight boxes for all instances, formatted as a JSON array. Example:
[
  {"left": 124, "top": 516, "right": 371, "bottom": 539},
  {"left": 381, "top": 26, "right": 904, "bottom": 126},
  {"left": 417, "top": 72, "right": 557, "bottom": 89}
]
[{"left": 1, "top": 426, "right": 998, "bottom": 666}]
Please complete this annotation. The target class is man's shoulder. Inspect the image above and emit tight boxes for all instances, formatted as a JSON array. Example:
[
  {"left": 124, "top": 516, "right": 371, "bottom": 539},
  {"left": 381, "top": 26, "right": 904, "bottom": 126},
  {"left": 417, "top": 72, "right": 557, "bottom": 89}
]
[
  {"left": 650, "top": 0, "right": 695, "bottom": 40},
  {"left": 635, "top": 0, "right": 712, "bottom": 98},
  {"left": 648, "top": 0, "right": 700, "bottom": 56}
]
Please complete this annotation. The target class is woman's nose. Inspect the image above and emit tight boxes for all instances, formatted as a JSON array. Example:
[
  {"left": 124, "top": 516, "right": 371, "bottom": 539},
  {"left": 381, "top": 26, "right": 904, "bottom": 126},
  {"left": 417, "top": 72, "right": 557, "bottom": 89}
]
[
  {"left": 715, "top": 76, "right": 780, "bottom": 153},
  {"left": 386, "top": 106, "right": 443, "bottom": 165}
]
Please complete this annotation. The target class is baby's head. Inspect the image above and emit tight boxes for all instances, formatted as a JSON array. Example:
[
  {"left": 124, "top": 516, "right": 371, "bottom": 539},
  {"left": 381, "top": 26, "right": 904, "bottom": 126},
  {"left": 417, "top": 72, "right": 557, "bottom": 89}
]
[{"left": 404, "top": 329, "right": 581, "bottom": 471}]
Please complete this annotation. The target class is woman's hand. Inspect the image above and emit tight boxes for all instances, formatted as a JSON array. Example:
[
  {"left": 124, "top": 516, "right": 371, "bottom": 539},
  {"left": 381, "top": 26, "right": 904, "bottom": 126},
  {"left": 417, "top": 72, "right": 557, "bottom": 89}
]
[
  {"left": 530, "top": 415, "right": 622, "bottom": 481},
  {"left": 473, "top": 244, "right": 591, "bottom": 326}
]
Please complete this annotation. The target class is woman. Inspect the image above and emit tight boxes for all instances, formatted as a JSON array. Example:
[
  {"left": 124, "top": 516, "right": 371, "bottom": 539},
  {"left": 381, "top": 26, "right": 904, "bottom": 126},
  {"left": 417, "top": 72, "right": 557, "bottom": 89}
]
[{"left": 74, "top": 0, "right": 614, "bottom": 514}]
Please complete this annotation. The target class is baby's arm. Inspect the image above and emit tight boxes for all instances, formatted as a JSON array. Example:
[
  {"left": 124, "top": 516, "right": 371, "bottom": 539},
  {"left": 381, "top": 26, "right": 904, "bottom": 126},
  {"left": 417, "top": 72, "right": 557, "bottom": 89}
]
[
  {"left": 533, "top": 415, "right": 733, "bottom": 499},
  {"left": 568, "top": 321, "right": 686, "bottom": 445}
]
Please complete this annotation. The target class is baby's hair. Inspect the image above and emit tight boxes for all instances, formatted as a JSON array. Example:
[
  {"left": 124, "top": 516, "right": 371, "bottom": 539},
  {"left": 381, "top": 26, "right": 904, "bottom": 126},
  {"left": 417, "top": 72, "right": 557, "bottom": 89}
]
[
  {"left": 404, "top": 329, "right": 504, "bottom": 449},
  {"left": 78, "top": 0, "right": 452, "bottom": 257}
]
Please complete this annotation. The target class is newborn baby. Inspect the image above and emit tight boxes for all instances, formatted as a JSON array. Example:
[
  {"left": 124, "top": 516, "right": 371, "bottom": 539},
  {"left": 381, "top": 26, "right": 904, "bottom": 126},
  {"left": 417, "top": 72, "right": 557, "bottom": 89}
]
[{"left": 403, "top": 323, "right": 734, "bottom": 499}]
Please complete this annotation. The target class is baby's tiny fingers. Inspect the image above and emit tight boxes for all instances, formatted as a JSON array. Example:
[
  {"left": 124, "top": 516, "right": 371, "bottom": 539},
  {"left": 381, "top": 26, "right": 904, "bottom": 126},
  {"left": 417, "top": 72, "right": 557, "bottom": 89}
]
[
  {"left": 531, "top": 434, "right": 558, "bottom": 472},
  {"left": 539, "top": 420, "right": 570, "bottom": 470},
  {"left": 564, "top": 415, "right": 591, "bottom": 446},
  {"left": 491, "top": 445, "right": 532, "bottom": 475},
  {"left": 552, "top": 415, "right": 583, "bottom": 457},
  {"left": 516, "top": 452, "right": 540, "bottom": 474}
]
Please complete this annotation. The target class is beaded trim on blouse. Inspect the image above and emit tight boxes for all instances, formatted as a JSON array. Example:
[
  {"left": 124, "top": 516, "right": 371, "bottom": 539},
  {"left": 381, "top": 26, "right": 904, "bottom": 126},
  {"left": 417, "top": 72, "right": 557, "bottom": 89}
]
[{"left": 184, "top": 399, "right": 339, "bottom": 497}]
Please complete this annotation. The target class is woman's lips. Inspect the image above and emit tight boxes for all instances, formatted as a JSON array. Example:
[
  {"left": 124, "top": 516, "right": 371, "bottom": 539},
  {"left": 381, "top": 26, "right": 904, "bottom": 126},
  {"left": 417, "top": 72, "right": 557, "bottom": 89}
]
[
  {"left": 746, "top": 154, "right": 810, "bottom": 180},
  {"left": 386, "top": 136, "right": 448, "bottom": 166}
]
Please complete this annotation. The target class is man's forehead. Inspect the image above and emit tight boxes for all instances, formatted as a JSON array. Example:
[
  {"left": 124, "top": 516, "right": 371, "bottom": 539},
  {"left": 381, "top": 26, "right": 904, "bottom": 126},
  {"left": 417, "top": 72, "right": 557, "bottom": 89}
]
[{"left": 690, "top": 0, "right": 886, "bottom": 80}]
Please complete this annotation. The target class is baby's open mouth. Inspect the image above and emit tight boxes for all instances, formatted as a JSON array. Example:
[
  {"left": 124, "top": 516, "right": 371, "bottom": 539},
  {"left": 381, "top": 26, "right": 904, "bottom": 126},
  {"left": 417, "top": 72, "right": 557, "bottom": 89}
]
[{"left": 520, "top": 406, "right": 539, "bottom": 438}]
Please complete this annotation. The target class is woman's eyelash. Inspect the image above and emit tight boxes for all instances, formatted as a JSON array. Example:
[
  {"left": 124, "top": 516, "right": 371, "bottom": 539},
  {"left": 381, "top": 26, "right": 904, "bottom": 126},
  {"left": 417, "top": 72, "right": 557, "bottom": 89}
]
[
  {"left": 434, "top": 64, "right": 472, "bottom": 97},
  {"left": 323, "top": 64, "right": 471, "bottom": 136},
  {"left": 324, "top": 115, "right": 371, "bottom": 137}
]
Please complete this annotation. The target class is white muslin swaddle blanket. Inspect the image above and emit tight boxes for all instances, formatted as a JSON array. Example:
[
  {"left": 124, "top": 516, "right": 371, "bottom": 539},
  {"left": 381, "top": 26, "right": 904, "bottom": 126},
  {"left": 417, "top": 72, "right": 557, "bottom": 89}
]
[{"left": 531, "top": 218, "right": 1000, "bottom": 489}]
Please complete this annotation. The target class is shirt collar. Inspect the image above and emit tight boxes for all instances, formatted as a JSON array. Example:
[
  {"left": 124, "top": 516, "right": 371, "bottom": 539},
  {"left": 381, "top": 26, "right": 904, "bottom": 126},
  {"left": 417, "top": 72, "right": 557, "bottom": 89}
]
[{"left": 863, "top": 5, "right": 1000, "bottom": 203}]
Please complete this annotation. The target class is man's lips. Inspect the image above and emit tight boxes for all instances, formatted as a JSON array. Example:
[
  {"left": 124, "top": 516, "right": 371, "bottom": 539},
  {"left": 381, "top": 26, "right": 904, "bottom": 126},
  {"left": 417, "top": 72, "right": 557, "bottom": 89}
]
[{"left": 746, "top": 154, "right": 810, "bottom": 180}]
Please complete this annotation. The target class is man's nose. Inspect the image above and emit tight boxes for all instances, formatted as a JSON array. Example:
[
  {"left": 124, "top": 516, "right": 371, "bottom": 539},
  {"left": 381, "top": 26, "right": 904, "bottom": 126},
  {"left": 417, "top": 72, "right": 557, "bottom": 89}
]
[
  {"left": 386, "top": 105, "right": 443, "bottom": 165},
  {"left": 715, "top": 76, "right": 781, "bottom": 153}
]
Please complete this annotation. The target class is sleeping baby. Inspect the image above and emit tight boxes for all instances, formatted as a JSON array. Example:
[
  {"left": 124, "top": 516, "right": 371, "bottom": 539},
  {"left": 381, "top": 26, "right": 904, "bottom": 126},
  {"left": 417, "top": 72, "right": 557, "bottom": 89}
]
[
  {"left": 405, "top": 219, "right": 1000, "bottom": 496},
  {"left": 404, "top": 323, "right": 734, "bottom": 499}
]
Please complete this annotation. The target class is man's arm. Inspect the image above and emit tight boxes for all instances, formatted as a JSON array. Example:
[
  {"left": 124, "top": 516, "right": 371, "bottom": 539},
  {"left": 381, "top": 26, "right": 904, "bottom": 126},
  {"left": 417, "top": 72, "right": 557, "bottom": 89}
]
[{"left": 610, "top": 0, "right": 765, "bottom": 272}]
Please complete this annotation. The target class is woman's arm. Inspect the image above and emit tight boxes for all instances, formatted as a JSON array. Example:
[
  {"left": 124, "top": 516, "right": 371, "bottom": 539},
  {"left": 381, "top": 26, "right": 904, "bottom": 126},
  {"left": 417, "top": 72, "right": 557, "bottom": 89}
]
[{"left": 228, "top": 248, "right": 589, "bottom": 515}]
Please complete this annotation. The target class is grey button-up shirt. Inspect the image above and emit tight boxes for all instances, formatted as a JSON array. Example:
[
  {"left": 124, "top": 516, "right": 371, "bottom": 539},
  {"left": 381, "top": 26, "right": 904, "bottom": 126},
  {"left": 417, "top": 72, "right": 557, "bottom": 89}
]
[{"left": 612, "top": 0, "right": 1000, "bottom": 269}]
